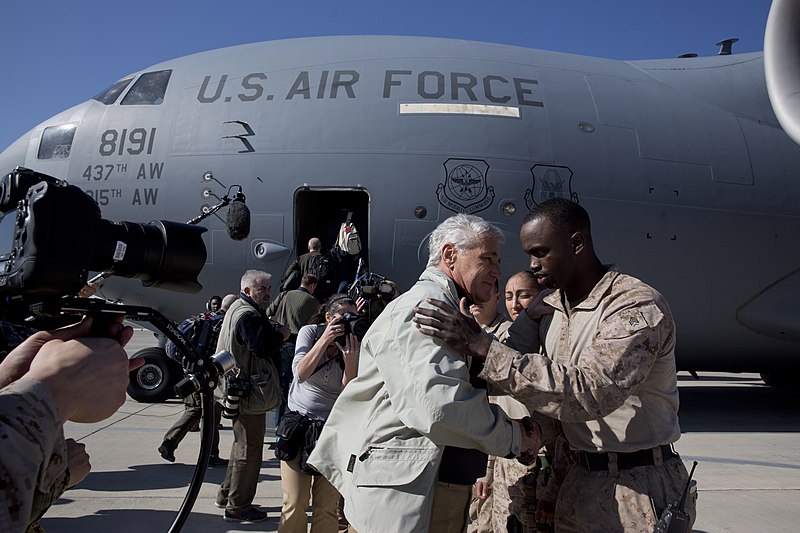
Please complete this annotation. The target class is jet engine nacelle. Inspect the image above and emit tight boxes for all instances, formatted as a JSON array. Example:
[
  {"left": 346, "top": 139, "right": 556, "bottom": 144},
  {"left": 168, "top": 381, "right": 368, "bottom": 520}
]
[{"left": 765, "top": 0, "right": 800, "bottom": 145}]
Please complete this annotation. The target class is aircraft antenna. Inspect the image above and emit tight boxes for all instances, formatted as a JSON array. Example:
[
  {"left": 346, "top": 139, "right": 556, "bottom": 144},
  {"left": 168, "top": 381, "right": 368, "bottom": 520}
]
[{"left": 715, "top": 38, "right": 739, "bottom": 55}]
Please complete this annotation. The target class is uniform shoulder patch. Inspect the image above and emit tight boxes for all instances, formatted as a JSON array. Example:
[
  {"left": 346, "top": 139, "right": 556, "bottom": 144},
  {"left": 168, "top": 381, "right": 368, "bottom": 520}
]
[
  {"left": 621, "top": 309, "right": 648, "bottom": 333},
  {"left": 603, "top": 307, "right": 657, "bottom": 339}
]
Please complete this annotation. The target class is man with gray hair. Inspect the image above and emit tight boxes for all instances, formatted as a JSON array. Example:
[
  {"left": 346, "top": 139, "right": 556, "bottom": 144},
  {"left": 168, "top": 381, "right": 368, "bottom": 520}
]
[
  {"left": 309, "top": 214, "right": 539, "bottom": 533},
  {"left": 216, "top": 270, "right": 289, "bottom": 523}
]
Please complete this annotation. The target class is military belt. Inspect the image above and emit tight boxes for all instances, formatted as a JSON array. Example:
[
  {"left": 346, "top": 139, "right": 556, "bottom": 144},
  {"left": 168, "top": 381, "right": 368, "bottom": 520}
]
[{"left": 578, "top": 444, "right": 676, "bottom": 472}]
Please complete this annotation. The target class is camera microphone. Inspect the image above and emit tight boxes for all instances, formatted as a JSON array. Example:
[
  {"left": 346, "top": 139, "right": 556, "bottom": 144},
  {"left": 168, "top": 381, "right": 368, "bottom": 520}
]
[{"left": 225, "top": 190, "right": 251, "bottom": 241}]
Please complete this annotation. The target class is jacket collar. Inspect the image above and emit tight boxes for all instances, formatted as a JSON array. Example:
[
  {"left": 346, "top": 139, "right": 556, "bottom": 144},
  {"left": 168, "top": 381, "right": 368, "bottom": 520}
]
[
  {"left": 239, "top": 291, "right": 266, "bottom": 316},
  {"left": 420, "top": 266, "right": 462, "bottom": 306},
  {"left": 543, "top": 264, "right": 620, "bottom": 313}
]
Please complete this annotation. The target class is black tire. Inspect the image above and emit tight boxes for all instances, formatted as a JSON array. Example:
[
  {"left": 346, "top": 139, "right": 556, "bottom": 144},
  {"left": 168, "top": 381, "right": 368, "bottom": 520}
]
[{"left": 127, "top": 347, "right": 182, "bottom": 403}]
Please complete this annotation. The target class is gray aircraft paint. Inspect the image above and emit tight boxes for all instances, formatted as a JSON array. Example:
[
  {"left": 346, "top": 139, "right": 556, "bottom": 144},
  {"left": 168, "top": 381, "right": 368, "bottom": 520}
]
[{"left": 0, "top": 35, "right": 798, "bottom": 375}]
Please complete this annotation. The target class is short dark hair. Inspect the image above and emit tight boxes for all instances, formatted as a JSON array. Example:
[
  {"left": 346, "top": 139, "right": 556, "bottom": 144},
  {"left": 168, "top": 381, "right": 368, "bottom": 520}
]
[
  {"left": 523, "top": 198, "right": 591, "bottom": 236},
  {"left": 301, "top": 274, "right": 318, "bottom": 286}
]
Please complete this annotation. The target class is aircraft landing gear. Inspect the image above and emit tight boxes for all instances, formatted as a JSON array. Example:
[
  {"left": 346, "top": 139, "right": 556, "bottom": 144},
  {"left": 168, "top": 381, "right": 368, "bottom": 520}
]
[{"left": 127, "top": 347, "right": 180, "bottom": 402}]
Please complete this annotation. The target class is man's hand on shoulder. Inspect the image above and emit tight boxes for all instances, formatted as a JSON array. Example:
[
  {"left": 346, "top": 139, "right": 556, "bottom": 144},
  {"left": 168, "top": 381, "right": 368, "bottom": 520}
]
[
  {"left": 525, "top": 288, "right": 556, "bottom": 321},
  {"left": 516, "top": 416, "right": 542, "bottom": 465},
  {"left": 412, "top": 297, "right": 492, "bottom": 359}
]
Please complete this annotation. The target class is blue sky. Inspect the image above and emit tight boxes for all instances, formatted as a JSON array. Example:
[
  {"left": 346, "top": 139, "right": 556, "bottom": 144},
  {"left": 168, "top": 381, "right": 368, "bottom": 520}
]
[{"left": 0, "top": 0, "right": 772, "bottom": 151}]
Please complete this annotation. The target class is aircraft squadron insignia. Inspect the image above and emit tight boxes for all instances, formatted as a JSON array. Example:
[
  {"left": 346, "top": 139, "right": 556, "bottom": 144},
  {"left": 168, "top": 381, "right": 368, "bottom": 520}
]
[
  {"left": 524, "top": 164, "right": 578, "bottom": 209},
  {"left": 436, "top": 159, "right": 495, "bottom": 214}
]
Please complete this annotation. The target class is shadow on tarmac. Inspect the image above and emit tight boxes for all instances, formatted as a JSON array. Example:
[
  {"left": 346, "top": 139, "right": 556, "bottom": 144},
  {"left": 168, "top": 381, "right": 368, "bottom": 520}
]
[
  {"left": 77, "top": 458, "right": 281, "bottom": 492},
  {"left": 41, "top": 508, "right": 283, "bottom": 532},
  {"left": 678, "top": 380, "right": 800, "bottom": 433}
]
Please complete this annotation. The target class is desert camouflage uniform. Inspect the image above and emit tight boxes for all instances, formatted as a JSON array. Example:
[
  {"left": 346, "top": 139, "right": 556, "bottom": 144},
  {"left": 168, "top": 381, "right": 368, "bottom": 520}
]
[
  {"left": 1, "top": 377, "right": 67, "bottom": 533},
  {"left": 468, "top": 314, "right": 512, "bottom": 533},
  {"left": 481, "top": 266, "right": 696, "bottom": 532},
  {"left": 470, "top": 316, "right": 542, "bottom": 533}
]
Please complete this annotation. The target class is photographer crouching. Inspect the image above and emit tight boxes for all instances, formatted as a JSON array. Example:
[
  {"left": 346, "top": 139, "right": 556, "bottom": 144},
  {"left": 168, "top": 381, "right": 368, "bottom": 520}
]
[{"left": 276, "top": 295, "right": 361, "bottom": 533}]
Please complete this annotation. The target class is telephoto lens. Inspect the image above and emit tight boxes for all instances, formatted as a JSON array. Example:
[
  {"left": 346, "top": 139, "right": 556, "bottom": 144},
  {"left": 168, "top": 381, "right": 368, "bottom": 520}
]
[{"left": 222, "top": 392, "right": 240, "bottom": 420}]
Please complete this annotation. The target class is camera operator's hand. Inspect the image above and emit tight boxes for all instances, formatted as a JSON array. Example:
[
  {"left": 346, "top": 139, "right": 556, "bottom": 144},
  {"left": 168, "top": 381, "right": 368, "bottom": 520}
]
[
  {"left": 277, "top": 323, "right": 291, "bottom": 341},
  {"left": 412, "top": 297, "right": 492, "bottom": 360},
  {"left": 336, "top": 333, "right": 360, "bottom": 386},
  {"left": 0, "top": 315, "right": 143, "bottom": 423},
  {"left": 0, "top": 315, "right": 137, "bottom": 389},
  {"left": 320, "top": 318, "right": 347, "bottom": 348},
  {"left": 65, "top": 438, "right": 91, "bottom": 488},
  {"left": 355, "top": 297, "right": 367, "bottom": 314}
]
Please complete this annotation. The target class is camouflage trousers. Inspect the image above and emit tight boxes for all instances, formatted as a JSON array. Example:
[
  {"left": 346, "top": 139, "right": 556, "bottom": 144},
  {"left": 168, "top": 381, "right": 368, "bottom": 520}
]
[
  {"left": 554, "top": 455, "right": 696, "bottom": 533},
  {"left": 469, "top": 457, "right": 538, "bottom": 533}
]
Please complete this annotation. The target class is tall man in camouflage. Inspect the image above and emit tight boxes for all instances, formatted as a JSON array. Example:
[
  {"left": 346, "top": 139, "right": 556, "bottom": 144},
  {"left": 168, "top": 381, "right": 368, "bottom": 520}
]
[{"left": 414, "top": 199, "right": 695, "bottom": 532}]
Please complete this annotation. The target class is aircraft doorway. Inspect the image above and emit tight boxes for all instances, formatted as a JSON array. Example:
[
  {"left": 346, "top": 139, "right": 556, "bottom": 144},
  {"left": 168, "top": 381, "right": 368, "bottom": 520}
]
[{"left": 293, "top": 188, "right": 369, "bottom": 286}]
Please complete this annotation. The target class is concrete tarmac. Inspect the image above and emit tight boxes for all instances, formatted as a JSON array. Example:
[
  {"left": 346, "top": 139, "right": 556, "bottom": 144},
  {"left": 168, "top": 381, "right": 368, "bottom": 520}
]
[{"left": 39, "top": 330, "right": 800, "bottom": 532}]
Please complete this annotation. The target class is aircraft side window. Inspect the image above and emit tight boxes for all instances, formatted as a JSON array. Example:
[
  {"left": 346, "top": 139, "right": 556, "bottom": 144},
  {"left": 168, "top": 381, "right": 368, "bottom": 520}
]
[
  {"left": 121, "top": 70, "right": 172, "bottom": 106},
  {"left": 92, "top": 75, "right": 135, "bottom": 105},
  {"left": 37, "top": 124, "right": 77, "bottom": 160}
]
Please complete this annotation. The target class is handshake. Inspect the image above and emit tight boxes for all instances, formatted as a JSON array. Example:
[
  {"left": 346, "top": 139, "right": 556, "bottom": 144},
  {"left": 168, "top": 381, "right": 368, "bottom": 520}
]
[{"left": 516, "top": 416, "right": 543, "bottom": 465}]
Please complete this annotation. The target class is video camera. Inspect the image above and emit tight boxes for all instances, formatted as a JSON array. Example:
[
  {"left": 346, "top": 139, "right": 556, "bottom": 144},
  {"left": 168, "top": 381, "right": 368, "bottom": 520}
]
[
  {"left": 346, "top": 258, "right": 398, "bottom": 325},
  {"left": 0, "top": 167, "right": 207, "bottom": 300}
]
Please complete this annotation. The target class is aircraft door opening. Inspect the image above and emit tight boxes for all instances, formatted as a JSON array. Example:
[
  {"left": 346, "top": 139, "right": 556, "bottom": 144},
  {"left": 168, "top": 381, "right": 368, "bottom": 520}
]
[{"left": 293, "top": 188, "right": 369, "bottom": 287}]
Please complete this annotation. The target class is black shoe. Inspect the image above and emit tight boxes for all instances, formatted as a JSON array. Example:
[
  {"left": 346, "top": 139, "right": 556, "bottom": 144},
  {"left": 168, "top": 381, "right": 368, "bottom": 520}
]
[
  {"left": 158, "top": 443, "right": 175, "bottom": 463},
  {"left": 223, "top": 507, "right": 267, "bottom": 523},
  {"left": 214, "top": 498, "right": 227, "bottom": 509},
  {"left": 208, "top": 456, "right": 229, "bottom": 468}
]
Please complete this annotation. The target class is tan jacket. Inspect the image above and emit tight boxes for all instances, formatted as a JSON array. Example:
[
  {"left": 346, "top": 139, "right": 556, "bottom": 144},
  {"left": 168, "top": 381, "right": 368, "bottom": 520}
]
[
  {"left": 482, "top": 266, "right": 681, "bottom": 453},
  {"left": 309, "top": 267, "right": 522, "bottom": 533}
]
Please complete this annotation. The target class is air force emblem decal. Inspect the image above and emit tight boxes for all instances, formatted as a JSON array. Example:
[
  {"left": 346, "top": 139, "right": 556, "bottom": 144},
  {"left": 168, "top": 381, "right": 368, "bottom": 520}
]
[
  {"left": 524, "top": 164, "right": 578, "bottom": 210},
  {"left": 436, "top": 159, "right": 495, "bottom": 214}
]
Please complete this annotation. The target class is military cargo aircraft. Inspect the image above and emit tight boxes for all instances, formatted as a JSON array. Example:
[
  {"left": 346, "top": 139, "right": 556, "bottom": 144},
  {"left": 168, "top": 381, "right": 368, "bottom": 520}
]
[{"left": 1, "top": 6, "right": 799, "bottom": 400}]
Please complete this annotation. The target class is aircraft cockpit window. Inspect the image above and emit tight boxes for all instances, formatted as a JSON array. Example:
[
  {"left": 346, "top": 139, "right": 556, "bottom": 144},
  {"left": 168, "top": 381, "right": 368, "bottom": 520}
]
[
  {"left": 120, "top": 70, "right": 172, "bottom": 105},
  {"left": 92, "top": 75, "right": 134, "bottom": 105},
  {"left": 37, "top": 124, "right": 77, "bottom": 160}
]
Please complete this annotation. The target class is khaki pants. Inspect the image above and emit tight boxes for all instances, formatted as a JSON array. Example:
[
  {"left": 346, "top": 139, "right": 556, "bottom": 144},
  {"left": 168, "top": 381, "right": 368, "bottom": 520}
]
[
  {"left": 279, "top": 455, "right": 341, "bottom": 533},
  {"left": 429, "top": 481, "right": 472, "bottom": 533},
  {"left": 347, "top": 481, "right": 471, "bottom": 533},
  {"left": 162, "top": 393, "right": 222, "bottom": 457},
  {"left": 218, "top": 412, "right": 265, "bottom": 511}
]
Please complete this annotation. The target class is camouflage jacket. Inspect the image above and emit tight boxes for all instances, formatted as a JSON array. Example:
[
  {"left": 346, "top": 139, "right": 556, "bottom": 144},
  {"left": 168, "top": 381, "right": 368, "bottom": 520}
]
[
  {"left": 481, "top": 266, "right": 681, "bottom": 453},
  {"left": 1, "top": 377, "right": 67, "bottom": 532}
]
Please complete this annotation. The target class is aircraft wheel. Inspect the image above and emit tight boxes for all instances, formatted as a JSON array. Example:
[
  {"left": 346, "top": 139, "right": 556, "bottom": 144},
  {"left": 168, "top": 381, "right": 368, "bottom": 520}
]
[
  {"left": 127, "top": 347, "right": 180, "bottom": 403},
  {"left": 760, "top": 371, "right": 792, "bottom": 387}
]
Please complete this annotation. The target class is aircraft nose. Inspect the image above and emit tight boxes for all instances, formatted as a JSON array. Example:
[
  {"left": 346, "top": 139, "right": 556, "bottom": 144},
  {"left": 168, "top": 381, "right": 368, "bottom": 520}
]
[{"left": 0, "top": 133, "right": 30, "bottom": 176}]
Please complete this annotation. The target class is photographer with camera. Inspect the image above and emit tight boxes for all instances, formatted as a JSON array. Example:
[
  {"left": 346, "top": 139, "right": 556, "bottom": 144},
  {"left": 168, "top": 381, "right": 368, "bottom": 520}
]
[
  {"left": 276, "top": 294, "right": 360, "bottom": 533},
  {"left": 0, "top": 315, "right": 142, "bottom": 532},
  {"left": 214, "top": 270, "right": 289, "bottom": 524}
]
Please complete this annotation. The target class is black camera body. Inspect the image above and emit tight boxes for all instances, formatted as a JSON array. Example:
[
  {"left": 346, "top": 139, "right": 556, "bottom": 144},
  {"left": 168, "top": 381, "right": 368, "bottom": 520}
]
[
  {"left": 337, "top": 311, "right": 370, "bottom": 340},
  {"left": 0, "top": 167, "right": 207, "bottom": 300}
]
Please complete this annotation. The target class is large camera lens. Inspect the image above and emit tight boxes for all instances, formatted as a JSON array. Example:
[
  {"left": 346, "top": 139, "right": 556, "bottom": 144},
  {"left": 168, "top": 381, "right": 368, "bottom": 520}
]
[
  {"left": 93, "top": 219, "right": 207, "bottom": 293},
  {"left": 0, "top": 172, "right": 208, "bottom": 296}
]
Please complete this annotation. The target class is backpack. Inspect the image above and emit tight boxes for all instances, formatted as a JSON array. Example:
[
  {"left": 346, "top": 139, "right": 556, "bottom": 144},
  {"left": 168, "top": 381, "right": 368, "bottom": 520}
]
[
  {"left": 308, "top": 252, "right": 336, "bottom": 293},
  {"left": 279, "top": 262, "right": 301, "bottom": 293},
  {"left": 336, "top": 212, "right": 362, "bottom": 256},
  {"left": 165, "top": 312, "right": 225, "bottom": 362}
]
